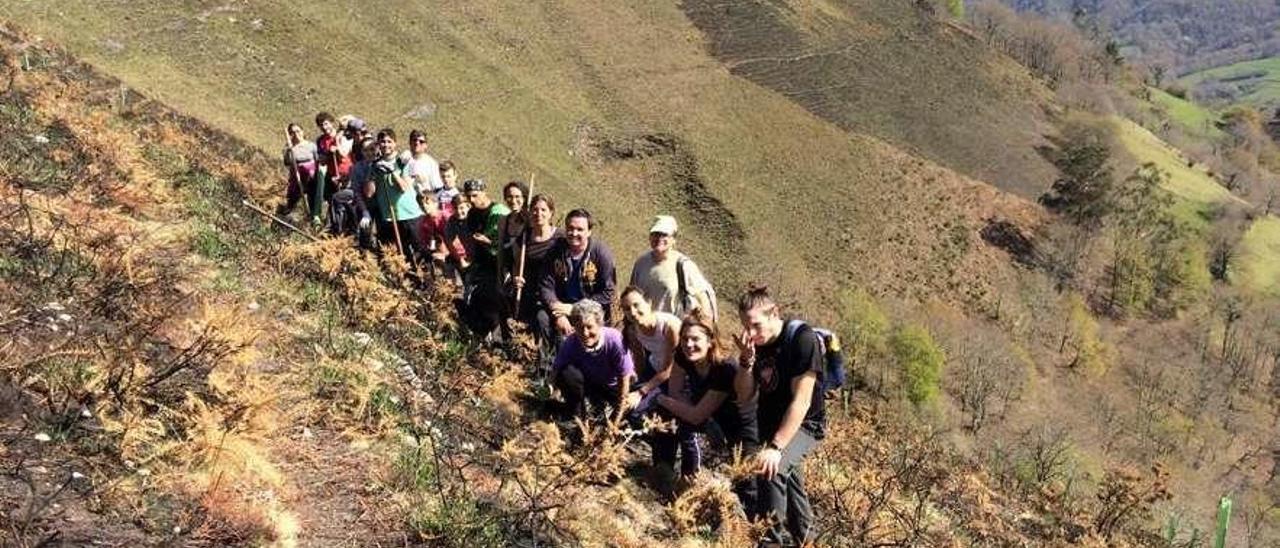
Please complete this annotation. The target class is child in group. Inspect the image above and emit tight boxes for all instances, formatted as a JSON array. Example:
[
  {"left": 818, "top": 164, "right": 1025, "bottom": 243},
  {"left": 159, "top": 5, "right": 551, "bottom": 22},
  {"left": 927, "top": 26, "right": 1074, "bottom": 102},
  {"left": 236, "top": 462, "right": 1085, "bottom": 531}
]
[
  {"left": 418, "top": 193, "right": 449, "bottom": 276},
  {"left": 436, "top": 160, "right": 461, "bottom": 219},
  {"left": 442, "top": 193, "right": 472, "bottom": 283}
]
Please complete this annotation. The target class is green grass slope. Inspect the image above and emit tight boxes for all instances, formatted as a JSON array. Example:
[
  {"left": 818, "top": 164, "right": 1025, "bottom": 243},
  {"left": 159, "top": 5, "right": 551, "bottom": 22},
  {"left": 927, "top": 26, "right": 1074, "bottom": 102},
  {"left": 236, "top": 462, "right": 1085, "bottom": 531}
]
[
  {"left": 1239, "top": 214, "right": 1280, "bottom": 294},
  {"left": 0, "top": 0, "right": 1042, "bottom": 319},
  {"left": 1110, "top": 116, "right": 1280, "bottom": 295},
  {"left": 1111, "top": 116, "right": 1244, "bottom": 224},
  {"left": 1180, "top": 56, "right": 1280, "bottom": 109},
  {"left": 1148, "top": 87, "right": 1227, "bottom": 141}
]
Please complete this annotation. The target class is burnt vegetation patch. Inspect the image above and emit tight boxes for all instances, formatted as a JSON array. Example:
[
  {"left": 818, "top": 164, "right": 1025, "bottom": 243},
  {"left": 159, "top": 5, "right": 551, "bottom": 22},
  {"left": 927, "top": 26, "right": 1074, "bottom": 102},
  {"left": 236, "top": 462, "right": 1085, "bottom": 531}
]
[{"left": 981, "top": 217, "right": 1038, "bottom": 267}]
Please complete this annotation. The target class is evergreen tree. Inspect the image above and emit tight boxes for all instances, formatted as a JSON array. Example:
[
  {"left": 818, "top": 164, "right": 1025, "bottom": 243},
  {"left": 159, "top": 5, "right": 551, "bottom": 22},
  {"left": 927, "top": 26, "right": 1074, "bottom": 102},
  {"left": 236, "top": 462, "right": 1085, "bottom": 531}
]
[{"left": 1042, "top": 117, "right": 1115, "bottom": 229}]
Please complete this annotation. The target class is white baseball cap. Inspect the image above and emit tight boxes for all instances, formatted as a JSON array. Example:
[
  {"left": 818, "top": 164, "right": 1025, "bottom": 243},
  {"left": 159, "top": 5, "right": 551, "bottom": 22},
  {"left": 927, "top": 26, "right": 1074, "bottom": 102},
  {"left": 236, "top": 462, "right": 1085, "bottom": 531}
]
[{"left": 649, "top": 215, "right": 678, "bottom": 236}]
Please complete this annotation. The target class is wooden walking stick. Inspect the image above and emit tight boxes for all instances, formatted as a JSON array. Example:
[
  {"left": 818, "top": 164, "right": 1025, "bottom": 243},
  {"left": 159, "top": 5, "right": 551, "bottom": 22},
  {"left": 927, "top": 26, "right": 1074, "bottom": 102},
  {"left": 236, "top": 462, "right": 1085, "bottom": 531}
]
[
  {"left": 376, "top": 160, "right": 416, "bottom": 274},
  {"left": 382, "top": 171, "right": 405, "bottom": 256},
  {"left": 514, "top": 173, "right": 535, "bottom": 305},
  {"left": 241, "top": 199, "right": 321, "bottom": 243}
]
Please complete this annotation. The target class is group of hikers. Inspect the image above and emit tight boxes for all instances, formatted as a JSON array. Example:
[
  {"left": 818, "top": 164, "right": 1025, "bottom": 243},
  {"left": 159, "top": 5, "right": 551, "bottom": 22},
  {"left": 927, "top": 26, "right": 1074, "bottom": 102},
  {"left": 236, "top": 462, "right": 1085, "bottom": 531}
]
[{"left": 275, "top": 113, "right": 844, "bottom": 546}]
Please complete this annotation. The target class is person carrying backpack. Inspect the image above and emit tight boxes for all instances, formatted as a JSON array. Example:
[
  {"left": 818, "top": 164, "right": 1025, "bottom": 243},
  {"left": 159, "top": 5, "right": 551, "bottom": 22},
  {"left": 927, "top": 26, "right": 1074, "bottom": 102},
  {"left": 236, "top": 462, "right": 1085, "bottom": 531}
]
[
  {"left": 736, "top": 284, "right": 824, "bottom": 546},
  {"left": 629, "top": 215, "right": 717, "bottom": 320}
]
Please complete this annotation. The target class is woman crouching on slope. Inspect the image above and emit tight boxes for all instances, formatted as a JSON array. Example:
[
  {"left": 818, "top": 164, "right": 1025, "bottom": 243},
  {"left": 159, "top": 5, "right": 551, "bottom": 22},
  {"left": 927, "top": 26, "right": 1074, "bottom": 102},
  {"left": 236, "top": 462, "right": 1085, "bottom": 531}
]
[{"left": 655, "top": 314, "right": 758, "bottom": 507}]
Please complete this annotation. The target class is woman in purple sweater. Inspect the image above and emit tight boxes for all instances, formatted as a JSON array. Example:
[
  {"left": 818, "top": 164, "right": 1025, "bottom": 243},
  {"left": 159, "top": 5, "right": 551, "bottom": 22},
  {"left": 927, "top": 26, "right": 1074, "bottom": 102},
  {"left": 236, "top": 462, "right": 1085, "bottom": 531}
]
[{"left": 550, "top": 299, "right": 634, "bottom": 421}]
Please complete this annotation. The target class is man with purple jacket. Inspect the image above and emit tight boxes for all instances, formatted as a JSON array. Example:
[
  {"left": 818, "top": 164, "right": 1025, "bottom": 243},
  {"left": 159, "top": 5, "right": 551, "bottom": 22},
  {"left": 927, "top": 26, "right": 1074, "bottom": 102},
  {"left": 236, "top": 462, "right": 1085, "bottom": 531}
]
[
  {"left": 539, "top": 208, "right": 617, "bottom": 347},
  {"left": 550, "top": 299, "right": 633, "bottom": 421}
]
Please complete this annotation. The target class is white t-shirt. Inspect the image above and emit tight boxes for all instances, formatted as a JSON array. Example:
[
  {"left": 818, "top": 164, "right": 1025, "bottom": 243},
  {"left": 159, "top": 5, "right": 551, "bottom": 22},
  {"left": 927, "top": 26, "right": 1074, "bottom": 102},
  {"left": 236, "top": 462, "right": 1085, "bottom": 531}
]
[
  {"left": 408, "top": 153, "right": 444, "bottom": 194},
  {"left": 635, "top": 311, "right": 680, "bottom": 373}
]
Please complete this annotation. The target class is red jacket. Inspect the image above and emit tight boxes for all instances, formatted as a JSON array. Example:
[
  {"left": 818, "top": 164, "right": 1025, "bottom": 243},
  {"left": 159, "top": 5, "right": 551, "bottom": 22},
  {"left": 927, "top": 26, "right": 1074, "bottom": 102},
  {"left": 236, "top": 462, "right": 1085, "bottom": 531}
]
[{"left": 316, "top": 134, "right": 352, "bottom": 178}]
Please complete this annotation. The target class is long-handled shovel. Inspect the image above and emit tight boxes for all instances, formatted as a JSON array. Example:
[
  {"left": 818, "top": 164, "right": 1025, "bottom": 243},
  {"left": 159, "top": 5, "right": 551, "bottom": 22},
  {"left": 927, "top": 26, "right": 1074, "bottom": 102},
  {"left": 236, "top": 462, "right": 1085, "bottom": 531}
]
[{"left": 314, "top": 140, "right": 338, "bottom": 223}]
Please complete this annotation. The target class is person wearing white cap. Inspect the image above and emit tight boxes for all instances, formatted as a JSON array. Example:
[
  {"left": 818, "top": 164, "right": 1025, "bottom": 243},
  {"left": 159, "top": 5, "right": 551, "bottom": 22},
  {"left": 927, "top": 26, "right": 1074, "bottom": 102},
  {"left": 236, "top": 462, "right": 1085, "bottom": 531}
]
[{"left": 628, "top": 215, "right": 716, "bottom": 320}]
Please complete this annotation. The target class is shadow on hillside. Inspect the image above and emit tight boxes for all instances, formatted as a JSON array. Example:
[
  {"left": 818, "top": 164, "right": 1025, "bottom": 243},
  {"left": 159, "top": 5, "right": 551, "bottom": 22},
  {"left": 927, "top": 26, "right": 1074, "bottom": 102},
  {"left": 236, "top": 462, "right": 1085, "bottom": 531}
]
[{"left": 980, "top": 217, "right": 1038, "bottom": 267}]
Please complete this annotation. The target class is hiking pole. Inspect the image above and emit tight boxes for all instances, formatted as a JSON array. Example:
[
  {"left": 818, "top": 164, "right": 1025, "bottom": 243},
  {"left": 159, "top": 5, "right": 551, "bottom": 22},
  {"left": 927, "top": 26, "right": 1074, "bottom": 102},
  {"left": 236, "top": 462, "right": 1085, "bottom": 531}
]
[
  {"left": 382, "top": 168, "right": 407, "bottom": 260},
  {"left": 241, "top": 199, "right": 321, "bottom": 243},
  {"left": 286, "top": 130, "right": 312, "bottom": 228},
  {"left": 514, "top": 172, "right": 535, "bottom": 306}
]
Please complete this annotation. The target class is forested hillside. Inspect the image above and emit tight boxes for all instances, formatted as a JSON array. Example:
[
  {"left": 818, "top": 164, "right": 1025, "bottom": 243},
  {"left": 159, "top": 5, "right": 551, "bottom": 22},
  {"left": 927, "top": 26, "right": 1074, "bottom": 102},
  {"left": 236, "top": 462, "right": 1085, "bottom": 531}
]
[{"left": 999, "top": 0, "right": 1280, "bottom": 74}]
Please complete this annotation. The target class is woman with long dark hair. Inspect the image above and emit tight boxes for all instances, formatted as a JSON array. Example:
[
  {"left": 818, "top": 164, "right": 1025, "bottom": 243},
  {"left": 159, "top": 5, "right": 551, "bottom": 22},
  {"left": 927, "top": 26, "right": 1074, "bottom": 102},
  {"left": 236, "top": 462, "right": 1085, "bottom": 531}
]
[{"left": 505, "top": 193, "right": 562, "bottom": 331}]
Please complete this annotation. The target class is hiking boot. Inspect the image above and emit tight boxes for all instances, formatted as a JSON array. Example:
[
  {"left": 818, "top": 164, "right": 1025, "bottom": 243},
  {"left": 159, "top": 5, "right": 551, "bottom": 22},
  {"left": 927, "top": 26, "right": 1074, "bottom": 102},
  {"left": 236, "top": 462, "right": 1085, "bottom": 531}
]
[{"left": 646, "top": 463, "right": 679, "bottom": 501}]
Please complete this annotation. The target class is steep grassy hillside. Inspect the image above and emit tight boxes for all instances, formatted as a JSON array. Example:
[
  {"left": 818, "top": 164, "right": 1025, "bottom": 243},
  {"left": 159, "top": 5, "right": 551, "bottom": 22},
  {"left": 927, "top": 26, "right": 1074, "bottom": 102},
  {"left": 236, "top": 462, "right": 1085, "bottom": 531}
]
[
  {"left": 1240, "top": 215, "right": 1280, "bottom": 295},
  {"left": 0, "top": 32, "right": 1091, "bottom": 547},
  {"left": 1108, "top": 114, "right": 1280, "bottom": 294},
  {"left": 0, "top": 0, "right": 1044, "bottom": 321},
  {"left": 1148, "top": 87, "right": 1227, "bottom": 141},
  {"left": 1180, "top": 56, "right": 1280, "bottom": 109},
  {"left": 5, "top": 3, "right": 1280, "bottom": 546},
  {"left": 682, "top": 0, "right": 1060, "bottom": 199},
  {"left": 1111, "top": 117, "right": 1242, "bottom": 219}
]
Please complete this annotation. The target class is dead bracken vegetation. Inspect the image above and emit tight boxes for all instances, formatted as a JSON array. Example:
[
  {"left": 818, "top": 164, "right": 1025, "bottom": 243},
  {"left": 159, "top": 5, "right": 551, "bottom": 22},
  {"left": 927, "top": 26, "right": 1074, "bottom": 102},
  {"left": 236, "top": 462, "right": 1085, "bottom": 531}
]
[{"left": 2, "top": 17, "right": 1278, "bottom": 548}]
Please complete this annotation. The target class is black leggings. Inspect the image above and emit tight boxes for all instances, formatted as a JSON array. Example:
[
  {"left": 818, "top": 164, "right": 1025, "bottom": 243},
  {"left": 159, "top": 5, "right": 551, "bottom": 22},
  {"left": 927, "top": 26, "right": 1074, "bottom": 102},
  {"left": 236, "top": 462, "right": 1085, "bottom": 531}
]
[{"left": 553, "top": 365, "right": 622, "bottom": 420}]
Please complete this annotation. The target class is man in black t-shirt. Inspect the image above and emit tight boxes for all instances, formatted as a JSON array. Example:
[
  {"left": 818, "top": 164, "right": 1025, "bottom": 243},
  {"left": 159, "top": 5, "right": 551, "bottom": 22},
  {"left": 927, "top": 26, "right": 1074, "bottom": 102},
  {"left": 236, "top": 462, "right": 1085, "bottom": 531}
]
[{"left": 737, "top": 285, "right": 824, "bottom": 546}]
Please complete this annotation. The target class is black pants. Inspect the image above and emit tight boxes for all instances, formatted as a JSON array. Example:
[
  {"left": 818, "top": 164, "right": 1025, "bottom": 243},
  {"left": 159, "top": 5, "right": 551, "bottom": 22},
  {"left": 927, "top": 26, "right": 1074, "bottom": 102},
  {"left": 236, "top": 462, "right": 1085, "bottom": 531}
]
[
  {"left": 650, "top": 414, "right": 704, "bottom": 476},
  {"left": 756, "top": 430, "right": 818, "bottom": 546},
  {"left": 376, "top": 217, "right": 426, "bottom": 269},
  {"left": 535, "top": 308, "right": 565, "bottom": 351},
  {"left": 553, "top": 365, "right": 621, "bottom": 420},
  {"left": 461, "top": 266, "right": 502, "bottom": 338}
]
